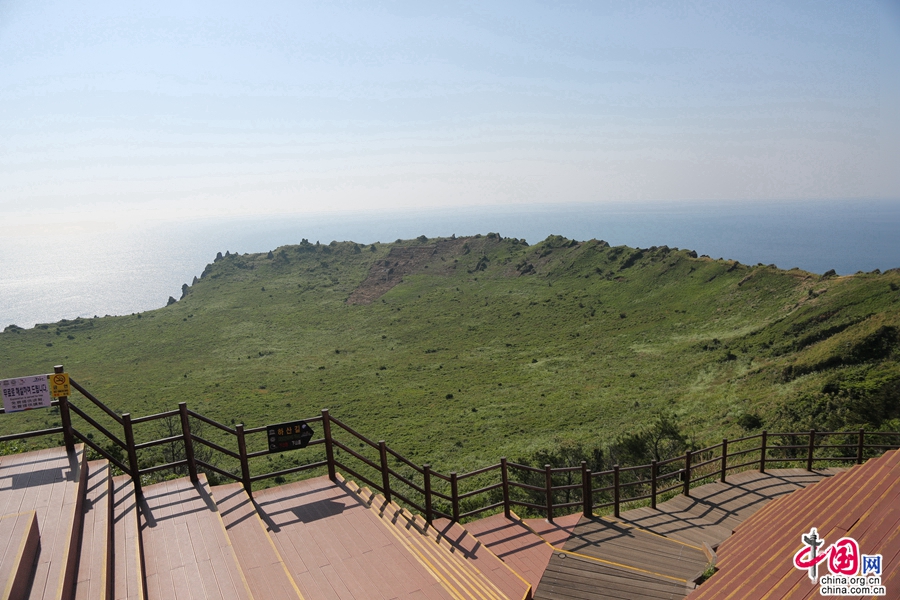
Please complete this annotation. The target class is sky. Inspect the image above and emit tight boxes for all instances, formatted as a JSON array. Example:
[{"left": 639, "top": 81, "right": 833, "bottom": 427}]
[{"left": 1, "top": 0, "right": 899, "bottom": 227}]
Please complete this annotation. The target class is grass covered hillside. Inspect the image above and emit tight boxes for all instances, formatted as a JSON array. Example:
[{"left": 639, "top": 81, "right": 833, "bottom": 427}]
[{"left": 2, "top": 234, "right": 900, "bottom": 474}]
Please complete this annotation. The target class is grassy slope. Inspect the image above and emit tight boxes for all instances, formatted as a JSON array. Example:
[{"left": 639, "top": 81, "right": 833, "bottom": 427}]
[{"left": 2, "top": 234, "right": 899, "bottom": 474}]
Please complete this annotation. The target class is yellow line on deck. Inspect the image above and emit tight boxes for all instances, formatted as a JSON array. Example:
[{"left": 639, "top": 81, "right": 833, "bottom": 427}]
[
  {"left": 600, "top": 515, "right": 704, "bottom": 551},
  {"left": 509, "top": 511, "right": 689, "bottom": 585}
]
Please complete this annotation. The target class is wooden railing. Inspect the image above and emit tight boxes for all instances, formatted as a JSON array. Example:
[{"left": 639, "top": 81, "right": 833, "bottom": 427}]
[{"left": 2, "top": 366, "right": 899, "bottom": 522}]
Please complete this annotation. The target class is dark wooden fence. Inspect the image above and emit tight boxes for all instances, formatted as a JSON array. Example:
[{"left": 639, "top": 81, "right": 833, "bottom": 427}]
[{"left": 2, "top": 366, "right": 899, "bottom": 523}]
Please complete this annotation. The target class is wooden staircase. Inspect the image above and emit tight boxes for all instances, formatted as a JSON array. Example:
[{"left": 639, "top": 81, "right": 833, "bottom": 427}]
[{"left": 0, "top": 446, "right": 533, "bottom": 600}]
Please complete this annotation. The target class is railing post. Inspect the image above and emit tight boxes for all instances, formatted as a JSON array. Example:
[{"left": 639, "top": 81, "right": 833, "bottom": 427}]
[
  {"left": 501, "top": 457, "right": 511, "bottom": 519},
  {"left": 683, "top": 450, "right": 692, "bottom": 497},
  {"left": 450, "top": 472, "right": 460, "bottom": 522},
  {"left": 179, "top": 403, "right": 198, "bottom": 483},
  {"left": 122, "top": 413, "right": 142, "bottom": 497},
  {"left": 650, "top": 460, "right": 657, "bottom": 509},
  {"left": 236, "top": 424, "right": 251, "bottom": 494},
  {"left": 613, "top": 465, "right": 620, "bottom": 518},
  {"left": 54, "top": 365, "right": 75, "bottom": 453},
  {"left": 581, "top": 461, "right": 591, "bottom": 518},
  {"left": 423, "top": 464, "right": 433, "bottom": 524},
  {"left": 379, "top": 441, "right": 392, "bottom": 504},
  {"left": 544, "top": 464, "right": 554, "bottom": 522},
  {"left": 857, "top": 430, "right": 865, "bottom": 465},
  {"left": 806, "top": 430, "right": 816, "bottom": 471},
  {"left": 321, "top": 409, "right": 336, "bottom": 481},
  {"left": 760, "top": 431, "right": 767, "bottom": 473},
  {"left": 720, "top": 438, "right": 728, "bottom": 483}
]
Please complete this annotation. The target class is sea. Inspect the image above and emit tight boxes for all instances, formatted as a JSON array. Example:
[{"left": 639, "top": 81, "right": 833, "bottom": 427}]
[{"left": 2, "top": 199, "right": 899, "bottom": 330}]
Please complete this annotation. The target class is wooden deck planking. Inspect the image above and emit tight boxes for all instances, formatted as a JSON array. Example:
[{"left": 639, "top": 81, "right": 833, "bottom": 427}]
[
  {"left": 252, "top": 475, "right": 456, "bottom": 599},
  {"left": 562, "top": 517, "right": 707, "bottom": 582},
  {"left": 616, "top": 468, "right": 841, "bottom": 548},
  {"left": 138, "top": 475, "right": 252, "bottom": 600},
  {"left": 211, "top": 482, "right": 305, "bottom": 600},
  {"left": 536, "top": 553, "right": 692, "bottom": 600},
  {"left": 0, "top": 444, "right": 86, "bottom": 600},
  {"left": 0, "top": 510, "right": 39, "bottom": 600},
  {"left": 431, "top": 518, "right": 532, "bottom": 600},
  {"left": 111, "top": 475, "right": 143, "bottom": 600},
  {"left": 463, "top": 512, "right": 581, "bottom": 592},
  {"left": 73, "top": 460, "right": 112, "bottom": 600},
  {"left": 688, "top": 451, "right": 899, "bottom": 599}
]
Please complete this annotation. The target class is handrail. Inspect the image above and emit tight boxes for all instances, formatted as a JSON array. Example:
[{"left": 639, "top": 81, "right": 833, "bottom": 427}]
[
  {"left": 187, "top": 410, "right": 237, "bottom": 436},
  {"left": 67, "top": 403, "right": 128, "bottom": 451},
  {"left": 130, "top": 409, "right": 180, "bottom": 425},
  {"left": 3, "top": 367, "right": 899, "bottom": 525},
  {"left": 70, "top": 378, "right": 123, "bottom": 424}
]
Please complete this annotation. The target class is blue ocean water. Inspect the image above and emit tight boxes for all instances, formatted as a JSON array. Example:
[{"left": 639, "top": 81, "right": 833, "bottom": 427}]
[{"left": 2, "top": 199, "right": 898, "bottom": 330}]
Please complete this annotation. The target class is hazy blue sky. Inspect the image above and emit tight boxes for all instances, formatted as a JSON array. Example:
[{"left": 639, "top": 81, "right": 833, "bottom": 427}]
[{"left": 2, "top": 0, "right": 898, "bottom": 227}]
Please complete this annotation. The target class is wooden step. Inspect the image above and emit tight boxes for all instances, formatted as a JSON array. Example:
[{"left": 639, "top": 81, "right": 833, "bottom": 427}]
[
  {"left": 211, "top": 482, "right": 304, "bottom": 600},
  {"left": 430, "top": 518, "right": 532, "bottom": 600},
  {"left": 0, "top": 510, "right": 39, "bottom": 600},
  {"left": 461, "top": 513, "right": 580, "bottom": 591},
  {"left": 138, "top": 475, "right": 253, "bottom": 600},
  {"left": 0, "top": 444, "right": 87, "bottom": 600},
  {"left": 111, "top": 475, "right": 143, "bottom": 600},
  {"left": 73, "top": 460, "right": 112, "bottom": 600},
  {"left": 252, "top": 474, "right": 455, "bottom": 599},
  {"left": 341, "top": 475, "right": 519, "bottom": 600}
]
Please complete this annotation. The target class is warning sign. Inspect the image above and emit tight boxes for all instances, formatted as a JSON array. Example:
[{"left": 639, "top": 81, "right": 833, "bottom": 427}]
[
  {"left": 1, "top": 375, "right": 52, "bottom": 413},
  {"left": 49, "top": 372, "right": 70, "bottom": 398}
]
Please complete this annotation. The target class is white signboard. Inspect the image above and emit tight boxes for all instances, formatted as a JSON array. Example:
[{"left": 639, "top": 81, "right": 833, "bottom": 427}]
[{"left": 1, "top": 375, "right": 52, "bottom": 413}]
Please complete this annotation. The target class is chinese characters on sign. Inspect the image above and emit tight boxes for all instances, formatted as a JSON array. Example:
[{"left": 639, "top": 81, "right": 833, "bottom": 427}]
[
  {"left": 1, "top": 375, "right": 53, "bottom": 413},
  {"left": 267, "top": 420, "right": 314, "bottom": 452},
  {"left": 793, "top": 527, "right": 886, "bottom": 596}
]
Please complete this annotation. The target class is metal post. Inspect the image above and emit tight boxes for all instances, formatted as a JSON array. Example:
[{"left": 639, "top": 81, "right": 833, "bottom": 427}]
[
  {"left": 54, "top": 365, "right": 75, "bottom": 453},
  {"left": 613, "top": 465, "right": 620, "bottom": 518},
  {"left": 720, "top": 438, "right": 728, "bottom": 483},
  {"left": 857, "top": 430, "right": 865, "bottom": 465},
  {"left": 650, "top": 460, "right": 657, "bottom": 509},
  {"left": 450, "top": 472, "right": 459, "bottom": 522},
  {"left": 581, "top": 461, "right": 592, "bottom": 518},
  {"left": 123, "top": 413, "right": 141, "bottom": 497},
  {"left": 544, "top": 464, "right": 554, "bottom": 522},
  {"left": 179, "top": 403, "right": 198, "bottom": 483},
  {"left": 501, "top": 457, "right": 511, "bottom": 519},
  {"left": 806, "top": 430, "right": 816, "bottom": 471},
  {"left": 236, "top": 424, "right": 251, "bottom": 494},
  {"left": 760, "top": 431, "right": 767, "bottom": 473},
  {"left": 379, "top": 441, "right": 391, "bottom": 503},
  {"left": 423, "top": 464, "right": 433, "bottom": 524},
  {"left": 683, "top": 450, "right": 692, "bottom": 497},
  {"left": 321, "top": 409, "right": 336, "bottom": 481}
]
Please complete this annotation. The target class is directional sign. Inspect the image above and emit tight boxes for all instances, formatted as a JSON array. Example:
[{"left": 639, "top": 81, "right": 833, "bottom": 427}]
[
  {"left": 267, "top": 420, "right": 314, "bottom": 452},
  {"left": 1, "top": 375, "right": 52, "bottom": 413}
]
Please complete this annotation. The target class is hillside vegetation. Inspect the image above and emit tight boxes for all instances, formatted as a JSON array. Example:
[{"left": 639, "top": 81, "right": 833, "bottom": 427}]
[{"left": 2, "top": 234, "right": 900, "bottom": 474}]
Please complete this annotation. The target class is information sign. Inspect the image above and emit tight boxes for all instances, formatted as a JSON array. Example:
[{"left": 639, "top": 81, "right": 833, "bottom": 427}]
[
  {"left": 1, "top": 375, "right": 52, "bottom": 413},
  {"left": 49, "top": 372, "right": 70, "bottom": 398},
  {"left": 267, "top": 420, "right": 314, "bottom": 452}
]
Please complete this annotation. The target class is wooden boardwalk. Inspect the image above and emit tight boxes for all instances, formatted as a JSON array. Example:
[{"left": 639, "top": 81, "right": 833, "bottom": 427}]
[
  {"left": 0, "top": 444, "right": 85, "bottom": 600},
  {"left": 139, "top": 475, "right": 253, "bottom": 600},
  {"left": 690, "top": 451, "right": 900, "bottom": 599},
  {"left": 250, "top": 475, "right": 458, "bottom": 599},
  {"left": 616, "top": 468, "right": 844, "bottom": 548},
  {"left": 464, "top": 469, "right": 843, "bottom": 600}
]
